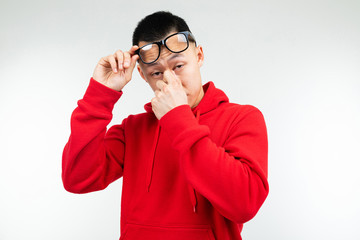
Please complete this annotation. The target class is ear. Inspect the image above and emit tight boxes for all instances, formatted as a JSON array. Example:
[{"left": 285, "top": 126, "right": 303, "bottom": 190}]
[
  {"left": 195, "top": 45, "right": 204, "bottom": 67},
  {"left": 137, "top": 64, "right": 148, "bottom": 83}
]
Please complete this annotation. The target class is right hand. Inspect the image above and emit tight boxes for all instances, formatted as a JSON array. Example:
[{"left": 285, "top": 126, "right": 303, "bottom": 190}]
[{"left": 92, "top": 46, "right": 140, "bottom": 91}]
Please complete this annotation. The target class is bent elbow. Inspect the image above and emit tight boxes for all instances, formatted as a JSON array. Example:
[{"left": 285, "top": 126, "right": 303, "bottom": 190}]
[
  {"left": 63, "top": 182, "right": 82, "bottom": 194},
  {"left": 233, "top": 184, "right": 269, "bottom": 224},
  {"left": 233, "top": 204, "right": 262, "bottom": 224},
  {"left": 62, "top": 174, "right": 88, "bottom": 194},
  {"left": 62, "top": 179, "right": 81, "bottom": 194}
]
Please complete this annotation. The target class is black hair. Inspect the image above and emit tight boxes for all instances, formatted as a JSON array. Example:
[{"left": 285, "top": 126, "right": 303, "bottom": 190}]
[{"left": 132, "top": 11, "right": 193, "bottom": 46}]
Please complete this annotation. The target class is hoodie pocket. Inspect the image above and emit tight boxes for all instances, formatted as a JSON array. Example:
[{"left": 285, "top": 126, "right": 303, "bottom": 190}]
[{"left": 120, "top": 222, "right": 216, "bottom": 240}]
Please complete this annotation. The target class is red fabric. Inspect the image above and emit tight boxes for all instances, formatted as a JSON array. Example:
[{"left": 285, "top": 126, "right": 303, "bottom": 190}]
[{"left": 62, "top": 77, "right": 269, "bottom": 240}]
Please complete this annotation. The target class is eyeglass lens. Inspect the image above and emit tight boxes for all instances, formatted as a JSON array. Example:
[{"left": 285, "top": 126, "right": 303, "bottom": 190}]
[{"left": 139, "top": 33, "right": 188, "bottom": 63}]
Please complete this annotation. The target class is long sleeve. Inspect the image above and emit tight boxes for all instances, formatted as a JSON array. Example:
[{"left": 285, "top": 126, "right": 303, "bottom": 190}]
[
  {"left": 62, "top": 77, "right": 127, "bottom": 194},
  {"left": 159, "top": 104, "right": 269, "bottom": 224}
]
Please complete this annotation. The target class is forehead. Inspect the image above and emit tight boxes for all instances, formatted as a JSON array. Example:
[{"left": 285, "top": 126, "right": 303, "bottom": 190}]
[{"left": 138, "top": 31, "right": 178, "bottom": 48}]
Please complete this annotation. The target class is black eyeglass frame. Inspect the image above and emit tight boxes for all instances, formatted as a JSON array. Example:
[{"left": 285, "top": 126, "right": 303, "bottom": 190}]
[{"left": 135, "top": 31, "right": 197, "bottom": 64}]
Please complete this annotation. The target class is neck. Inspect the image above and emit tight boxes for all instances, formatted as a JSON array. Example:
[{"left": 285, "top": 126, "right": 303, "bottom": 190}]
[{"left": 191, "top": 87, "right": 205, "bottom": 109}]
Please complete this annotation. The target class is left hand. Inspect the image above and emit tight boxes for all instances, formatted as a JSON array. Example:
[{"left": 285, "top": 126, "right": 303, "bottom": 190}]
[{"left": 151, "top": 70, "right": 188, "bottom": 120}]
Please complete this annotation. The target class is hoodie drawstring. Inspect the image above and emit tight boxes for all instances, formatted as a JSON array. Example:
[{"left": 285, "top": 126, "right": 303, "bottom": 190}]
[
  {"left": 189, "top": 109, "right": 200, "bottom": 213},
  {"left": 146, "top": 109, "right": 201, "bottom": 213},
  {"left": 146, "top": 122, "right": 161, "bottom": 192}
]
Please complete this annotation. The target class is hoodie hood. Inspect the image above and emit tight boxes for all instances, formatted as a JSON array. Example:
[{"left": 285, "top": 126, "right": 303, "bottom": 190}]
[{"left": 143, "top": 81, "right": 229, "bottom": 213}]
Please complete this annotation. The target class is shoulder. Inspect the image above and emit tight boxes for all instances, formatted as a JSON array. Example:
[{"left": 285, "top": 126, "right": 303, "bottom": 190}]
[
  {"left": 217, "top": 103, "right": 267, "bottom": 136},
  {"left": 221, "top": 102, "right": 264, "bottom": 120}
]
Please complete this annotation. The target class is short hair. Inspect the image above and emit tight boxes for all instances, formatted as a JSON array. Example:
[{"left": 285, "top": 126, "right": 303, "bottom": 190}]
[{"left": 132, "top": 11, "right": 193, "bottom": 46}]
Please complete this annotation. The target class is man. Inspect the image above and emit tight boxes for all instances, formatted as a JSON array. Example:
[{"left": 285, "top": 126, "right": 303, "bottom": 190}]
[{"left": 62, "top": 11, "right": 269, "bottom": 240}]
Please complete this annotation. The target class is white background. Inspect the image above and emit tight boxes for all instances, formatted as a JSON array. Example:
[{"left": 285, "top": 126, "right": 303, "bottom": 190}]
[{"left": 1, "top": 0, "right": 359, "bottom": 239}]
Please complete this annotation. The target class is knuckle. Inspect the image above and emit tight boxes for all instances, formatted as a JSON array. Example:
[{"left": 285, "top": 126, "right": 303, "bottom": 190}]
[
  {"left": 105, "top": 55, "right": 113, "bottom": 61},
  {"left": 108, "top": 55, "right": 115, "bottom": 62}
]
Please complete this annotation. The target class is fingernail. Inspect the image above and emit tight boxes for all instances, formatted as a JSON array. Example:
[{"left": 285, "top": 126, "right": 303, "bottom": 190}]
[{"left": 113, "top": 68, "right": 117, "bottom": 72}]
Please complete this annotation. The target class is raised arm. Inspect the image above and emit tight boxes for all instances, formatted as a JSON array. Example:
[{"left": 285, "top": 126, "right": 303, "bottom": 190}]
[{"left": 62, "top": 46, "right": 139, "bottom": 193}]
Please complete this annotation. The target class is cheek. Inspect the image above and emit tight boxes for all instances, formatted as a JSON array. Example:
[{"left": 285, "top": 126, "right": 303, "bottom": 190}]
[
  {"left": 178, "top": 65, "right": 196, "bottom": 81},
  {"left": 180, "top": 66, "right": 200, "bottom": 86}
]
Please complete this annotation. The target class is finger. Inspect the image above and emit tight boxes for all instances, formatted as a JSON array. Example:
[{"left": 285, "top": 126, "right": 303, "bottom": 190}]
[
  {"left": 126, "top": 46, "right": 140, "bottom": 70},
  {"left": 156, "top": 80, "right": 167, "bottom": 90},
  {"left": 163, "top": 70, "right": 177, "bottom": 85},
  {"left": 123, "top": 51, "right": 131, "bottom": 68},
  {"left": 124, "top": 54, "right": 139, "bottom": 78},
  {"left": 115, "top": 50, "right": 124, "bottom": 70},
  {"left": 154, "top": 89, "right": 161, "bottom": 97},
  {"left": 151, "top": 96, "right": 158, "bottom": 106},
  {"left": 107, "top": 55, "right": 118, "bottom": 73},
  {"left": 129, "top": 54, "right": 139, "bottom": 68}
]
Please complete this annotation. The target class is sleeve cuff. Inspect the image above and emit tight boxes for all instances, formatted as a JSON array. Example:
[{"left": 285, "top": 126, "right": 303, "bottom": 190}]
[{"left": 81, "top": 77, "right": 123, "bottom": 113}]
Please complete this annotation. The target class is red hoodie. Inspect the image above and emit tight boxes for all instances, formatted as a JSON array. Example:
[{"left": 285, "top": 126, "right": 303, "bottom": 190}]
[{"left": 62, "top": 77, "right": 269, "bottom": 240}]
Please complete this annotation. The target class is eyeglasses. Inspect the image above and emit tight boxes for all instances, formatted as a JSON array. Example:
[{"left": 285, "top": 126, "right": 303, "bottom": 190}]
[{"left": 135, "top": 31, "right": 197, "bottom": 64}]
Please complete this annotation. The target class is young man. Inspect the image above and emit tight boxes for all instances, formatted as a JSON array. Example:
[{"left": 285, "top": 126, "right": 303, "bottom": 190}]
[{"left": 62, "top": 11, "right": 269, "bottom": 240}]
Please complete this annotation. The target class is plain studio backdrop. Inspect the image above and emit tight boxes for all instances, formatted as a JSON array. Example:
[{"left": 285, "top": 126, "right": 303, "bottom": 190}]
[{"left": 1, "top": 0, "right": 359, "bottom": 239}]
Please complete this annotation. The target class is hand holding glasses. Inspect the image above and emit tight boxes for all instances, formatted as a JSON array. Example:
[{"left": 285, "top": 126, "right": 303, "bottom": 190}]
[{"left": 91, "top": 31, "right": 196, "bottom": 91}]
